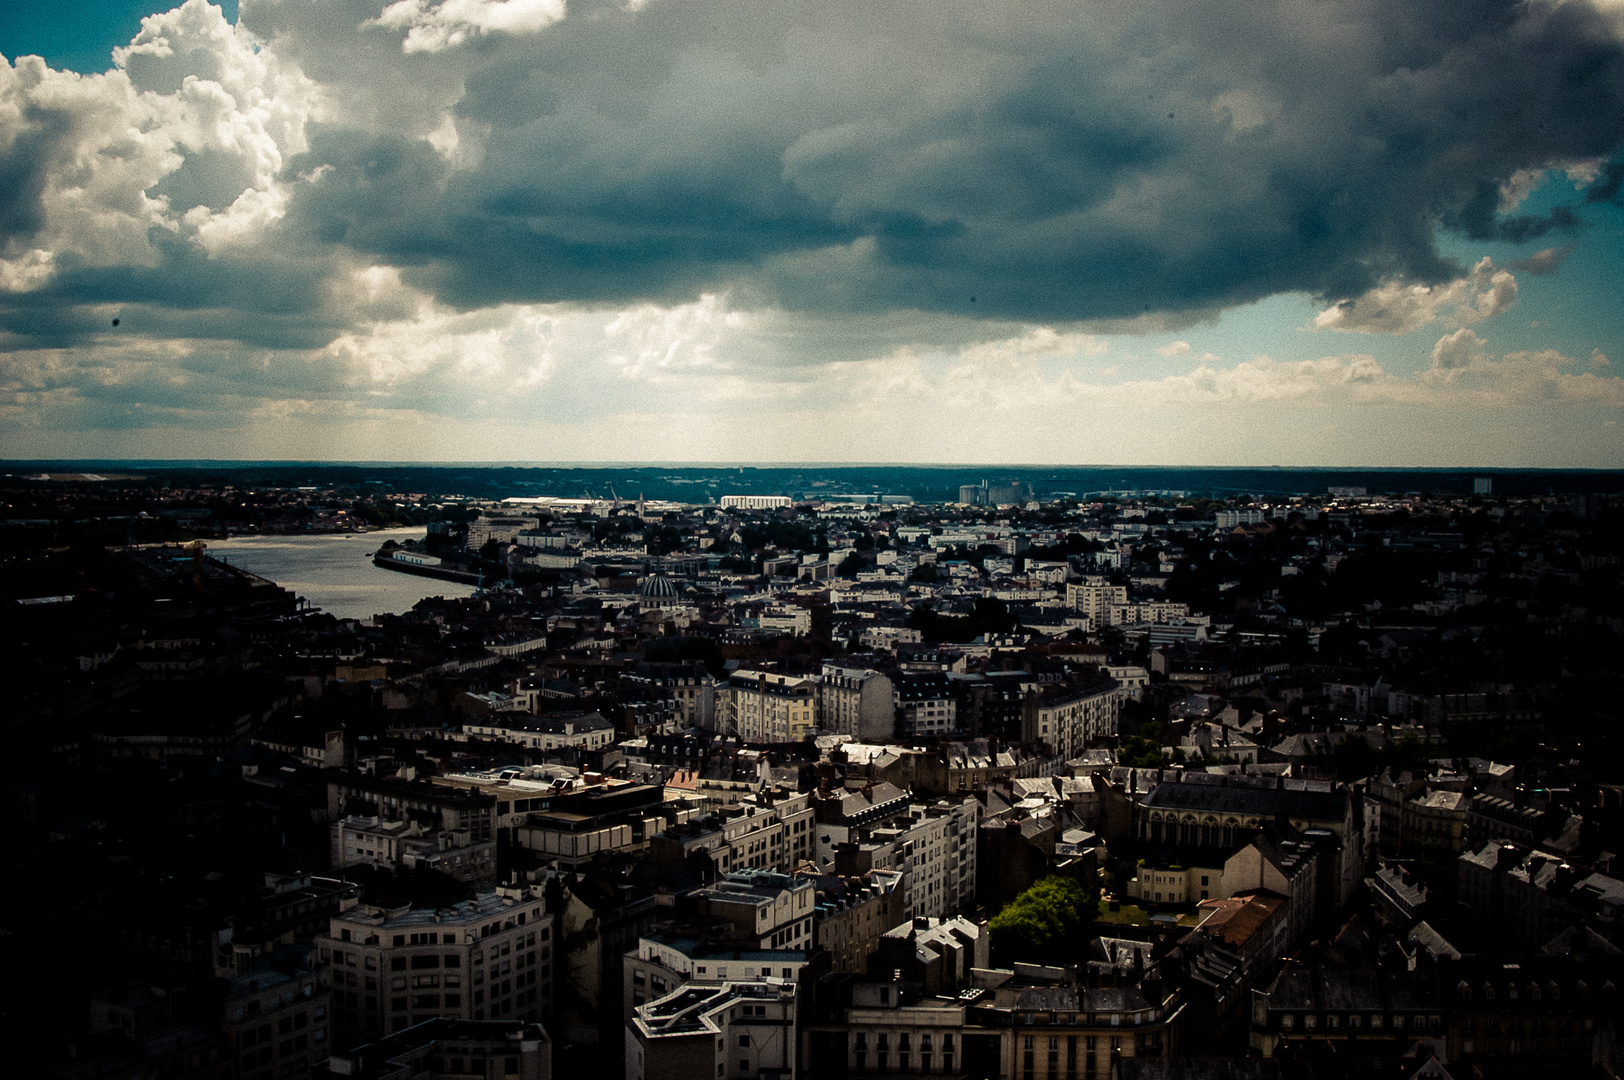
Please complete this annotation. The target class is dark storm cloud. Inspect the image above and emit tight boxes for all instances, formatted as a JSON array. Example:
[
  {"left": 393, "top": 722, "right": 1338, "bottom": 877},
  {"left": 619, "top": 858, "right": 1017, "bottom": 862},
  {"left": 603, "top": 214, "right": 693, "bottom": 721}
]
[
  {"left": 251, "top": 0, "right": 1624, "bottom": 323},
  {"left": 5, "top": 0, "right": 1624, "bottom": 350},
  {"left": 0, "top": 235, "right": 348, "bottom": 351},
  {"left": 1587, "top": 161, "right": 1624, "bottom": 204}
]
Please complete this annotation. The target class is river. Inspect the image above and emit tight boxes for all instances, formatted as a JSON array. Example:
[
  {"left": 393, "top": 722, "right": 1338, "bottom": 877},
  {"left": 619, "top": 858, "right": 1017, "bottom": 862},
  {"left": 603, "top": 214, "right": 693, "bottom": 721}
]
[{"left": 212, "top": 528, "right": 478, "bottom": 620}]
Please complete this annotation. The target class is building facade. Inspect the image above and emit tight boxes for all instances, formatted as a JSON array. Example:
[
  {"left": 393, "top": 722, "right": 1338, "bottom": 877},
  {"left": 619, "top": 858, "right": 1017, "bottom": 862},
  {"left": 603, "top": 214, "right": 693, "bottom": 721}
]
[
  {"left": 314, "top": 886, "right": 553, "bottom": 1044},
  {"left": 722, "top": 671, "right": 816, "bottom": 743}
]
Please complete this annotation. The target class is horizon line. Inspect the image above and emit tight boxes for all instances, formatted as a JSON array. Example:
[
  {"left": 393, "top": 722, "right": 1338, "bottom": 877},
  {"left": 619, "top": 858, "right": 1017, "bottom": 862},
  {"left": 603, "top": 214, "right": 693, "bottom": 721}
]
[{"left": 5, "top": 460, "right": 1620, "bottom": 473}]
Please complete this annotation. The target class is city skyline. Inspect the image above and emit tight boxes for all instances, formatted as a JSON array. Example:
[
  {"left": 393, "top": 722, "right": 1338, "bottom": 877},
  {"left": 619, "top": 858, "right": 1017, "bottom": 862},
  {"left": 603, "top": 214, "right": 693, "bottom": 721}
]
[{"left": 3, "top": 0, "right": 1623, "bottom": 466}]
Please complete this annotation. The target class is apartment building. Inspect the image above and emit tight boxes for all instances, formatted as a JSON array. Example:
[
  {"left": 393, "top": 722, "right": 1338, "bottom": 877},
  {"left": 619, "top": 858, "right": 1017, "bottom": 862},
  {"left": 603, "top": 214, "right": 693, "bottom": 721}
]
[
  {"left": 805, "top": 984, "right": 989, "bottom": 1079},
  {"left": 648, "top": 790, "right": 815, "bottom": 875},
  {"left": 623, "top": 663, "right": 717, "bottom": 730},
  {"left": 461, "top": 712, "right": 617, "bottom": 751},
  {"left": 721, "top": 671, "right": 816, "bottom": 743},
  {"left": 626, "top": 980, "right": 797, "bottom": 1080},
  {"left": 1106, "top": 600, "right": 1192, "bottom": 626},
  {"left": 803, "top": 870, "right": 907, "bottom": 975},
  {"left": 1103, "top": 664, "right": 1150, "bottom": 702},
  {"left": 807, "top": 967, "right": 1183, "bottom": 1079},
  {"left": 759, "top": 605, "right": 813, "bottom": 637},
  {"left": 313, "top": 1019, "right": 551, "bottom": 1080},
  {"left": 466, "top": 516, "right": 542, "bottom": 549},
  {"left": 622, "top": 871, "right": 818, "bottom": 1015},
  {"left": 1022, "top": 679, "right": 1120, "bottom": 759},
  {"left": 816, "top": 664, "right": 896, "bottom": 742},
  {"left": 816, "top": 795, "right": 979, "bottom": 919},
  {"left": 223, "top": 963, "right": 331, "bottom": 1080},
  {"left": 1066, "top": 577, "right": 1128, "bottom": 622},
  {"left": 314, "top": 886, "right": 553, "bottom": 1044},
  {"left": 685, "top": 871, "right": 816, "bottom": 949},
  {"left": 326, "top": 774, "right": 495, "bottom": 845},
  {"left": 719, "top": 495, "right": 793, "bottom": 509},
  {"left": 625, "top": 935, "right": 811, "bottom": 1019},
  {"left": 893, "top": 672, "right": 958, "bottom": 739},
  {"left": 330, "top": 815, "right": 497, "bottom": 887}
]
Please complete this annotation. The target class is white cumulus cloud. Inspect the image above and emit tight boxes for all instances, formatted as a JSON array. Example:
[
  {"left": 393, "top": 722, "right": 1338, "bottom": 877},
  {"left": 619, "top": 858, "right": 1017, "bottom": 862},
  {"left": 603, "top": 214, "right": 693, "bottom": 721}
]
[
  {"left": 369, "top": 0, "right": 568, "bottom": 54},
  {"left": 1315, "top": 258, "right": 1518, "bottom": 336}
]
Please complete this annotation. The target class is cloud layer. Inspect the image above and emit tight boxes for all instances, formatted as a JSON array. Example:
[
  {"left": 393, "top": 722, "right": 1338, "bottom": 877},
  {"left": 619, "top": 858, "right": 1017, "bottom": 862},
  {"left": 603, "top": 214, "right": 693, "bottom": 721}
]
[{"left": 2, "top": 0, "right": 1623, "bottom": 462}]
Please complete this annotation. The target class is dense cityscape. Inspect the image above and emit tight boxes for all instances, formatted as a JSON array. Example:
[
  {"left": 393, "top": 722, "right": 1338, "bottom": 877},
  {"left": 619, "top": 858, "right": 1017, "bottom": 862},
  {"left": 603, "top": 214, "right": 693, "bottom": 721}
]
[{"left": 3, "top": 465, "right": 1621, "bottom": 1080}]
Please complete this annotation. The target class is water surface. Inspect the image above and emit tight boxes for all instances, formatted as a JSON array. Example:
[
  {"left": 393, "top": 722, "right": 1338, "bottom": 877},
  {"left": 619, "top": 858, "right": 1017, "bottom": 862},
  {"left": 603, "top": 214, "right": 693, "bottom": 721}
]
[{"left": 213, "top": 529, "right": 477, "bottom": 620}]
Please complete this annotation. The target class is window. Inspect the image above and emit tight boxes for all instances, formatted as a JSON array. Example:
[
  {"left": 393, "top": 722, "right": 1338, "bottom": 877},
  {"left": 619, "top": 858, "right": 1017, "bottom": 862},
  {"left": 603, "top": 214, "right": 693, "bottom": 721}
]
[{"left": 739, "top": 1036, "right": 750, "bottom": 1047}]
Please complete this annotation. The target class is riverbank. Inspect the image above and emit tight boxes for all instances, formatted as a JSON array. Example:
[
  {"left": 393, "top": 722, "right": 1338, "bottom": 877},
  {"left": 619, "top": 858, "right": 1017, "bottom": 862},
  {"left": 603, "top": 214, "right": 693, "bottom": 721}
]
[{"left": 371, "top": 553, "right": 487, "bottom": 585}]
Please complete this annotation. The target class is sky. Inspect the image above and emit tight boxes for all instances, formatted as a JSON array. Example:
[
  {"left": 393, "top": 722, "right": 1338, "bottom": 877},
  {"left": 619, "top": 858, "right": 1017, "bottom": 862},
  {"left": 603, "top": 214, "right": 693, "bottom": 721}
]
[{"left": 1, "top": 0, "right": 1622, "bottom": 467}]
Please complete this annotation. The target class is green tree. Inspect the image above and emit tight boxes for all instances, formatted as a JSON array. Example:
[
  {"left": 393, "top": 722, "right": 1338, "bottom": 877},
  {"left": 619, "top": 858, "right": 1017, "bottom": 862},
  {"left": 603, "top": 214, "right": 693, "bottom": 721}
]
[{"left": 988, "top": 876, "right": 1099, "bottom": 964}]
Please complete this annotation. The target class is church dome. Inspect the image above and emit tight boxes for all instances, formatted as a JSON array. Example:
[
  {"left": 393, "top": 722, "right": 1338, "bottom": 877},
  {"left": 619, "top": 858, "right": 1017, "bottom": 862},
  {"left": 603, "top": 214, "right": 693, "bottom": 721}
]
[{"left": 639, "top": 573, "right": 679, "bottom": 600}]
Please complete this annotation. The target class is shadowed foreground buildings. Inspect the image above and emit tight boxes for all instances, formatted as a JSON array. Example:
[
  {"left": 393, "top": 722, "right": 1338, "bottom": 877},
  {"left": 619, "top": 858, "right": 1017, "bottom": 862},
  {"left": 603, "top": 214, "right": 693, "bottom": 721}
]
[
  {"left": 313, "top": 1019, "right": 551, "bottom": 1080},
  {"left": 9, "top": 478, "right": 1624, "bottom": 1080}
]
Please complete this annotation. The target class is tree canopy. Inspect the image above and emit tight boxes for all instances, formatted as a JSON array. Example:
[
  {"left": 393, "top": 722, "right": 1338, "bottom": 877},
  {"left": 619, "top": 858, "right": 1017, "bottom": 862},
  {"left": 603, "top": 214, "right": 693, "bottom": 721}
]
[{"left": 988, "top": 875, "right": 1099, "bottom": 964}]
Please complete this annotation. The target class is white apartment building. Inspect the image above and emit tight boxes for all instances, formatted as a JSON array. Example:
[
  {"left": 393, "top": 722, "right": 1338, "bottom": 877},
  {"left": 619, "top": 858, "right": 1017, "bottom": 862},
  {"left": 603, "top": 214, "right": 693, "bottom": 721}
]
[
  {"left": 461, "top": 712, "right": 617, "bottom": 751},
  {"left": 720, "top": 495, "right": 793, "bottom": 510},
  {"left": 1104, "top": 664, "right": 1151, "bottom": 702},
  {"left": 859, "top": 626, "right": 923, "bottom": 651},
  {"left": 1066, "top": 577, "right": 1128, "bottom": 621},
  {"left": 721, "top": 670, "right": 816, "bottom": 743},
  {"left": 759, "top": 605, "right": 813, "bottom": 637},
  {"left": 1106, "top": 600, "right": 1191, "bottom": 626},
  {"left": 314, "top": 886, "right": 552, "bottom": 1043}
]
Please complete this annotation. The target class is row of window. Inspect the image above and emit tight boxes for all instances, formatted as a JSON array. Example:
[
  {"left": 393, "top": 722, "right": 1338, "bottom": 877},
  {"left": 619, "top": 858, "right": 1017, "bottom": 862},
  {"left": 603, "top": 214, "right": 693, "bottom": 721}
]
[
  {"left": 1278, "top": 1012, "right": 1440, "bottom": 1032},
  {"left": 856, "top": 1031, "right": 955, "bottom": 1051},
  {"left": 855, "top": 1051, "right": 957, "bottom": 1073}
]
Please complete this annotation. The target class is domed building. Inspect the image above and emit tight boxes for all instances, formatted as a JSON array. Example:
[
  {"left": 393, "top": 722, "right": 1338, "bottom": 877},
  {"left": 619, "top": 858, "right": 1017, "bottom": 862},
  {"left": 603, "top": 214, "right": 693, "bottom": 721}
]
[{"left": 638, "top": 573, "right": 682, "bottom": 610}]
